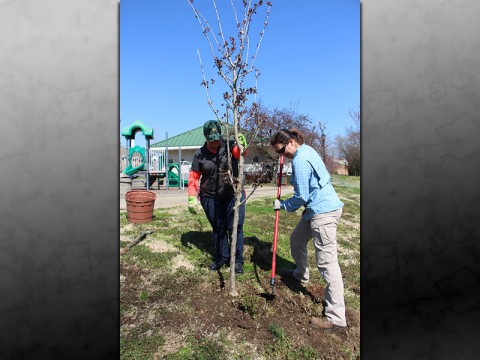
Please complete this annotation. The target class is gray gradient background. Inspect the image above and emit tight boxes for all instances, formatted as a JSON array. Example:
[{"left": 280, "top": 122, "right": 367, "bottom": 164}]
[
  {"left": 362, "top": 0, "right": 480, "bottom": 358},
  {"left": 0, "top": 0, "right": 479, "bottom": 358},
  {"left": 0, "top": 0, "right": 118, "bottom": 358}
]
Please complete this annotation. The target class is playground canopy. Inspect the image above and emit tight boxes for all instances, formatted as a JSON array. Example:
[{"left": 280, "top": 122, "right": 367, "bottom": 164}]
[{"left": 121, "top": 119, "right": 154, "bottom": 140}]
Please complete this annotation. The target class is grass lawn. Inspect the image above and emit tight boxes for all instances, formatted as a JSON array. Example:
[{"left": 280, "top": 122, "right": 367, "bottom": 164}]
[{"left": 120, "top": 174, "right": 360, "bottom": 359}]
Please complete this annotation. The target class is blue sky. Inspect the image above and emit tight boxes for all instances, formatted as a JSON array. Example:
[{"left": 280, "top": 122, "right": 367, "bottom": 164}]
[{"left": 120, "top": 0, "right": 360, "bottom": 147}]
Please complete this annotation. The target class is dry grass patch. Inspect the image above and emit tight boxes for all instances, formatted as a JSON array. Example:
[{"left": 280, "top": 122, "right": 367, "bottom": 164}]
[{"left": 146, "top": 238, "right": 177, "bottom": 253}]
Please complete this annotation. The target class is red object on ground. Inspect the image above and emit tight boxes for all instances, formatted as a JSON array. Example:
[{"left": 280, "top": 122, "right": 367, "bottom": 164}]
[
  {"left": 270, "top": 155, "right": 284, "bottom": 294},
  {"left": 125, "top": 190, "right": 157, "bottom": 224}
]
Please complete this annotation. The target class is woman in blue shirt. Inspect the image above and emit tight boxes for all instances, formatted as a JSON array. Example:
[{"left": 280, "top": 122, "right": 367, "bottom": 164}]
[{"left": 271, "top": 128, "right": 347, "bottom": 331}]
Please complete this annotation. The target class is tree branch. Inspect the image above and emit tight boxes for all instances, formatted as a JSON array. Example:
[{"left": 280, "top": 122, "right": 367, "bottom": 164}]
[{"left": 121, "top": 230, "right": 157, "bottom": 254}]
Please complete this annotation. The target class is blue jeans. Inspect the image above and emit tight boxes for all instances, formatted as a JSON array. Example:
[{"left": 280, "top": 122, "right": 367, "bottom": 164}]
[{"left": 200, "top": 191, "right": 245, "bottom": 265}]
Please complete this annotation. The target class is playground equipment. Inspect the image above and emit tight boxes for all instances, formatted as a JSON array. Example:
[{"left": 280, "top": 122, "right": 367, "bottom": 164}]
[
  {"left": 166, "top": 162, "right": 190, "bottom": 188},
  {"left": 121, "top": 120, "right": 155, "bottom": 190},
  {"left": 123, "top": 145, "right": 146, "bottom": 176},
  {"left": 121, "top": 120, "right": 191, "bottom": 190}
]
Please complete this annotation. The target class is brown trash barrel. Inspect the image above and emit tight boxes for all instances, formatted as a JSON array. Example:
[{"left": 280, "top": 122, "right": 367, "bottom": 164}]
[{"left": 125, "top": 190, "right": 157, "bottom": 224}]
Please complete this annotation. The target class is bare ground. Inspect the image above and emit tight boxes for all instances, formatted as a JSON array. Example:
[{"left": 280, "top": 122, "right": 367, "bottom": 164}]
[{"left": 120, "top": 234, "right": 360, "bottom": 359}]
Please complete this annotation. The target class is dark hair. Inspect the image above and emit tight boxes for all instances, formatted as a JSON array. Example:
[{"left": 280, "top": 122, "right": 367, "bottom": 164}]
[{"left": 270, "top": 128, "right": 304, "bottom": 146}]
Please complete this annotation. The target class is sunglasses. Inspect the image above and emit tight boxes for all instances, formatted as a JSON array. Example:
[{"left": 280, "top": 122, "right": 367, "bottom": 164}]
[{"left": 275, "top": 142, "right": 288, "bottom": 154}]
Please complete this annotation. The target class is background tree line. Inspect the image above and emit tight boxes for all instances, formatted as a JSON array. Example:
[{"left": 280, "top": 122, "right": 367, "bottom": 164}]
[{"left": 243, "top": 102, "right": 361, "bottom": 176}]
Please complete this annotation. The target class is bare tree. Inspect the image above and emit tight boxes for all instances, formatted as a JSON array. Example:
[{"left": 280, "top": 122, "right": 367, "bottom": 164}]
[
  {"left": 188, "top": 0, "right": 272, "bottom": 296},
  {"left": 242, "top": 102, "right": 335, "bottom": 173},
  {"left": 335, "top": 107, "right": 360, "bottom": 176}
]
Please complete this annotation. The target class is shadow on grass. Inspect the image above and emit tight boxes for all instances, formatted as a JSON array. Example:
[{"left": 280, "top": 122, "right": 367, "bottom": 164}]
[
  {"left": 245, "top": 236, "right": 293, "bottom": 292},
  {"left": 180, "top": 231, "right": 212, "bottom": 253},
  {"left": 244, "top": 236, "right": 294, "bottom": 271},
  {"left": 179, "top": 232, "right": 321, "bottom": 302},
  {"left": 245, "top": 236, "right": 320, "bottom": 303},
  {"left": 180, "top": 230, "right": 227, "bottom": 288}
]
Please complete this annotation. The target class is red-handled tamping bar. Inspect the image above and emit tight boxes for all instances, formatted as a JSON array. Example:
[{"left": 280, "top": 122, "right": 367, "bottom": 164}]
[{"left": 270, "top": 155, "right": 284, "bottom": 295}]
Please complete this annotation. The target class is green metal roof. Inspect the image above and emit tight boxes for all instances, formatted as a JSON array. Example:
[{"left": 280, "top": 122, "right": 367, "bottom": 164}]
[
  {"left": 151, "top": 126, "right": 205, "bottom": 147},
  {"left": 151, "top": 122, "right": 238, "bottom": 148}
]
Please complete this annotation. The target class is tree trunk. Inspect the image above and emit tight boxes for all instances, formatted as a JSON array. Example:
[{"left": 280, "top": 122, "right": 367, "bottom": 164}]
[
  {"left": 188, "top": 0, "right": 272, "bottom": 297},
  {"left": 228, "top": 177, "right": 241, "bottom": 297},
  {"left": 228, "top": 89, "right": 244, "bottom": 297}
]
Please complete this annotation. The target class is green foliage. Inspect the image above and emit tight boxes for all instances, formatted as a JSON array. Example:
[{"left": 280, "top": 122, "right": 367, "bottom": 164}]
[
  {"left": 139, "top": 291, "right": 148, "bottom": 302},
  {"left": 295, "top": 345, "right": 322, "bottom": 360},
  {"left": 127, "top": 244, "right": 176, "bottom": 270},
  {"left": 268, "top": 323, "right": 286, "bottom": 341},
  {"left": 340, "top": 344, "right": 359, "bottom": 360},
  {"left": 120, "top": 175, "right": 360, "bottom": 358},
  {"left": 120, "top": 212, "right": 130, "bottom": 227},
  {"left": 238, "top": 293, "right": 263, "bottom": 318},
  {"left": 120, "top": 326, "right": 164, "bottom": 360},
  {"left": 266, "top": 324, "right": 322, "bottom": 359},
  {"left": 165, "top": 337, "right": 224, "bottom": 360}
]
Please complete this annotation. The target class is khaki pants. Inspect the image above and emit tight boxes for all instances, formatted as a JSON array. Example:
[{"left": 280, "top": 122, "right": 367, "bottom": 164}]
[{"left": 290, "top": 208, "right": 346, "bottom": 327}]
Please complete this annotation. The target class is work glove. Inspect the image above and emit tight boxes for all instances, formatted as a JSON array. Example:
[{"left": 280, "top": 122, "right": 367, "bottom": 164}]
[
  {"left": 188, "top": 196, "right": 200, "bottom": 214},
  {"left": 273, "top": 199, "right": 283, "bottom": 211},
  {"left": 237, "top": 133, "right": 247, "bottom": 149}
]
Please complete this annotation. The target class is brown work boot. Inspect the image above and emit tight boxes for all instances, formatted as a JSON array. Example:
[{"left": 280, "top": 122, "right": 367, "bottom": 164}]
[{"left": 310, "top": 317, "right": 345, "bottom": 332}]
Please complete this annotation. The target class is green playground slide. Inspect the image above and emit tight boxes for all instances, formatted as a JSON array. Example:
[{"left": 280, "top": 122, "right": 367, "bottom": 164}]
[
  {"left": 122, "top": 145, "right": 146, "bottom": 176},
  {"left": 167, "top": 164, "right": 189, "bottom": 187},
  {"left": 168, "top": 171, "right": 189, "bottom": 186},
  {"left": 123, "top": 162, "right": 145, "bottom": 176}
]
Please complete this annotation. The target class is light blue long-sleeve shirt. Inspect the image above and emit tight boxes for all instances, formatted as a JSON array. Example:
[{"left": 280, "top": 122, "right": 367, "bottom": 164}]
[{"left": 281, "top": 144, "right": 343, "bottom": 220}]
